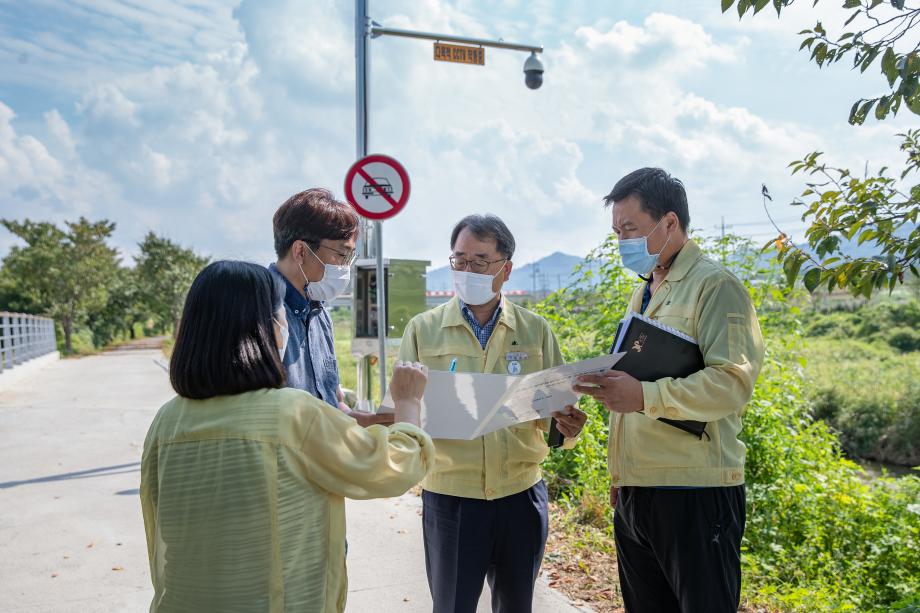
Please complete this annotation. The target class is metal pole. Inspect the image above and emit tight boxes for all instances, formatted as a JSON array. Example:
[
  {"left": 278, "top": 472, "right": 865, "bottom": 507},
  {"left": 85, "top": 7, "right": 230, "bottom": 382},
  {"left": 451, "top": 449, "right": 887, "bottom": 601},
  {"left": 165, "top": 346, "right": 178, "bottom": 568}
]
[
  {"left": 355, "top": 0, "right": 377, "bottom": 405},
  {"left": 370, "top": 26, "right": 543, "bottom": 53},
  {"left": 0, "top": 314, "right": 6, "bottom": 373},
  {"left": 375, "top": 222, "right": 387, "bottom": 396},
  {"left": 356, "top": 0, "right": 369, "bottom": 182}
]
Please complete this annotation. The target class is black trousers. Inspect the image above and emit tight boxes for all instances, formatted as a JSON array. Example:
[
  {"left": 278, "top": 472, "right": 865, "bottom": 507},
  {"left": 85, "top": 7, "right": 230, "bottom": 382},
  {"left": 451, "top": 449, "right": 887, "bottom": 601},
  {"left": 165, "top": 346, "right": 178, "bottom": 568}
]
[
  {"left": 614, "top": 485, "right": 746, "bottom": 613},
  {"left": 422, "top": 481, "right": 549, "bottom": 613}
]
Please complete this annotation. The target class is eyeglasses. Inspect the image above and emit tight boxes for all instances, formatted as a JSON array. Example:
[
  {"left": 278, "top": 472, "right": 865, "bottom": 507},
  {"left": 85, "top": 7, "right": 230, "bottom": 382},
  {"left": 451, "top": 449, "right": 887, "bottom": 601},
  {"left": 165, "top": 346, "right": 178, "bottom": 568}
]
[
  {"left": 449, "top": 255, "right": 507, "bottom": 274},
  {"left": 301, "top": 240, "right": 357, "bottom": 266},
  {"left": 320, "top": 244, "right": 357, "bottom": 266}
]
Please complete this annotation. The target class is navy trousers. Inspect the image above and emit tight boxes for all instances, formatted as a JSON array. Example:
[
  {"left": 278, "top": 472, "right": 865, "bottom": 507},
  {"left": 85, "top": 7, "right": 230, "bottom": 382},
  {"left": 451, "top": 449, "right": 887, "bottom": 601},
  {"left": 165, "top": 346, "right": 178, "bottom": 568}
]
[{"left": 422, "top": 480, "right": 549, "bottom": 613}]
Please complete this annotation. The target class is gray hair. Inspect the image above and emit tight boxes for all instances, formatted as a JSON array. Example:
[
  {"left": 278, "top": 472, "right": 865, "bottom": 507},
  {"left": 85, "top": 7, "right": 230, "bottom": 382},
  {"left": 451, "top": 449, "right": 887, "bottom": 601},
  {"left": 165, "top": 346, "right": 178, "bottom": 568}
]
[{"left": 450, "top": 214, "right": 516, "bottom": 260}]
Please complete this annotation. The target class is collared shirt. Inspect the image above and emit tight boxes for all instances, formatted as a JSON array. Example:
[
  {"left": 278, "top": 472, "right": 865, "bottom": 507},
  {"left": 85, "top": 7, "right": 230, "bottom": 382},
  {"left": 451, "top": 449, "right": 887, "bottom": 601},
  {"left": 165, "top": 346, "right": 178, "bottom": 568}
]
[
  {"left": 269, "top": 264, "right": 340, "bottom": 408},
  {"left": 141, "top": 387, "right": 433, "bottom": 613},
  {"left": 399, "top": 296, "right": 570, "bottom": 501},
  {"left": 459, "top": 299, "right": 503, "bottom": 349},
  {"left": 640, "top": 281, "right": 652, "bottom": 314},
  {"left": 608, "top": 239, "right": 765, "bottom": 488}
]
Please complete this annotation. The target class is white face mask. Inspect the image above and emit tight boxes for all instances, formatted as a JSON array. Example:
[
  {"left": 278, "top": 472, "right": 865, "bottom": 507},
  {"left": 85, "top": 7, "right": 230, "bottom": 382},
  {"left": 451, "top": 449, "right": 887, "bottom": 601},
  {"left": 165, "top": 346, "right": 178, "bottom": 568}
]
[
  {"left": 451, "top": 262, "right": 506, "bottom": 306},
  {"left": 300, "top": 246, "right": 351, "bottom": 302},
  {"left": 273, "top": 316, "right": 289, "bottom": 358}
]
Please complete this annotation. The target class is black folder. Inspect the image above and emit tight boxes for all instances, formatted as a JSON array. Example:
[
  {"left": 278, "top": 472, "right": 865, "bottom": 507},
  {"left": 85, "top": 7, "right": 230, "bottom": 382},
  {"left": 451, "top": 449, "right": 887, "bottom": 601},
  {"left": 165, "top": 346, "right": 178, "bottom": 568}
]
[{"left": 609, "top": 313, "right": 707, "bottom": 438}]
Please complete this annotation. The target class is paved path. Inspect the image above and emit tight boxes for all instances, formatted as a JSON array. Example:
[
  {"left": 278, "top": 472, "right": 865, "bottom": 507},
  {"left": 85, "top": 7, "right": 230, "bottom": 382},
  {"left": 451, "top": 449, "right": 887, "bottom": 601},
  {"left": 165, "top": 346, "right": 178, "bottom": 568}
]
[{"left": 0, "top": 349, "right": 583, "bottom": 612}]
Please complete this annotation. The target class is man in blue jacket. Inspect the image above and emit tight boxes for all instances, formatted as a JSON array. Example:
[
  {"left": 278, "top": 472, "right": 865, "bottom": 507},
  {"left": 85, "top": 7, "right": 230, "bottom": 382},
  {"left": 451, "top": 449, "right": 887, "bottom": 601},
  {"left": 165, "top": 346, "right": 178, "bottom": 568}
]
[{"left": 270, "top": 188, "right": 392, "bottom": 426}]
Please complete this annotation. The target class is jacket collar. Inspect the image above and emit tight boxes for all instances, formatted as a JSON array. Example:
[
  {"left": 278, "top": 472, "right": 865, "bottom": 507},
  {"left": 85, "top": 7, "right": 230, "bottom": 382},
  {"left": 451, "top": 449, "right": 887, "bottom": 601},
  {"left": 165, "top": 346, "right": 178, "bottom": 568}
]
[
  {"left": 657, "top": 238, "right": 701, "bottom": 283},
  {"left": 268, "top": 263, "right": 319, "bottom": 317},
  {"left": 442, "top": 295, "right": 517, "bottom": 331}
]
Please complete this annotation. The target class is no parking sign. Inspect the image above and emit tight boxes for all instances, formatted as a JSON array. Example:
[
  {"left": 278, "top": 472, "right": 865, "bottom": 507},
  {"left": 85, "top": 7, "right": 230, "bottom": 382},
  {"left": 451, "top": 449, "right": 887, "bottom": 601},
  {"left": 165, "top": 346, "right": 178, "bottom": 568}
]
[{"left": 344, "top": 154, "right": 411, "bottom": 220}]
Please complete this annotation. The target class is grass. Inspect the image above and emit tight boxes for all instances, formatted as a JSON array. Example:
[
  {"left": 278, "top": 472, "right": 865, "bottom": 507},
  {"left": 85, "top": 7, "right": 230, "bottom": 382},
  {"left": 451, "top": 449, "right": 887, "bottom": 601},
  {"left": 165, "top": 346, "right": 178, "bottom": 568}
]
[
  {"left": 332, "top": 307, "right": 400, "bottom": 405},
  {"left": 60, "top": 322, "right": 162, "bottom": 358},
  {"left": 801, "top": 337, "right": 920, "bottom": 466}
]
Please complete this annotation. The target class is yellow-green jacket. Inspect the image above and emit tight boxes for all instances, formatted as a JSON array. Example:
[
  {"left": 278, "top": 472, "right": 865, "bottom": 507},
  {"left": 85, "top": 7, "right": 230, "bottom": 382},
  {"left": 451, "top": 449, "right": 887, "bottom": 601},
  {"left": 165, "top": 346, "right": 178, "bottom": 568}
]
[
  {"left": 609, "top": 239, "right": 765, "bottom": 487},
  {"left": 140, "top": 387, "right": 433, "bottom": 613},
  {"left": 399, "top": 296, "right": 568, "bottom": 500}
]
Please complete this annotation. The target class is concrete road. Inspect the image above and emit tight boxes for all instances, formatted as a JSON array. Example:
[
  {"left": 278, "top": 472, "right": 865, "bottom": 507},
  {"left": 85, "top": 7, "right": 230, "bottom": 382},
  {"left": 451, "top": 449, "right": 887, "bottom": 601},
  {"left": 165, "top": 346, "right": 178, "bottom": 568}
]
[{"left": 0, "top": 349, "right": 584, "bottom": 612}]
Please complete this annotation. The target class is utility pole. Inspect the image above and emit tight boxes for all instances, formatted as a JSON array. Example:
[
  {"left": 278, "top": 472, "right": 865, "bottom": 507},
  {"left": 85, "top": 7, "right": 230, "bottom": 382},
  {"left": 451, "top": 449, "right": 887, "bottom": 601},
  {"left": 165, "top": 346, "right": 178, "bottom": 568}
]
[{"left": 531, "top": 263, "right": 540, "bottom": 301}]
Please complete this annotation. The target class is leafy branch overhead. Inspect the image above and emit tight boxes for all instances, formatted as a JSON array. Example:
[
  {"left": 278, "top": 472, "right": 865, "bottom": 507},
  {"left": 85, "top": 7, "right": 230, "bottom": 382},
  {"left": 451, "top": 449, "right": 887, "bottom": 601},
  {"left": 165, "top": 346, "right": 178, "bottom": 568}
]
[
  {"left": 722, "top": 0, "right": 920, "bottom": 125},
  {"left": 766, "top": 129, "right": 919, "bottom": 298},
  {"left": 722, "top": 0, "right": 920, "bottom": 296}
]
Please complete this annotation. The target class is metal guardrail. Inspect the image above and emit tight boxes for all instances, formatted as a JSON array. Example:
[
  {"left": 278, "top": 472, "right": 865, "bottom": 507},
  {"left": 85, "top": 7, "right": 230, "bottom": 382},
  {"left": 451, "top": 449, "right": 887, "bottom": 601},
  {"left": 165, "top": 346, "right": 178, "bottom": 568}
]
[{"left": 0, "top": 312, "right": 57, "bottom": 373}]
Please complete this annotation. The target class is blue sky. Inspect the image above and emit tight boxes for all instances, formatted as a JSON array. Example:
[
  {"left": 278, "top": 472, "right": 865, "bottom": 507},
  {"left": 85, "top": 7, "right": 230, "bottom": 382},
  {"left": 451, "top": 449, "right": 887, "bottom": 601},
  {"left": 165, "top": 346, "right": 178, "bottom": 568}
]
[{"left": 0, "top": 0, "right": 914, "bottom": 268}]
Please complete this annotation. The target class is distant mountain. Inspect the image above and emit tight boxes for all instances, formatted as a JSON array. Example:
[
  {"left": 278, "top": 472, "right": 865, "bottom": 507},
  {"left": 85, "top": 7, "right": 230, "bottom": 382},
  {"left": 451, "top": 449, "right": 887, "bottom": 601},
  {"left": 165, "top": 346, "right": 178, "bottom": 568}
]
[{"left": 427, "top": 251, "right": 588, "bottom": 292}]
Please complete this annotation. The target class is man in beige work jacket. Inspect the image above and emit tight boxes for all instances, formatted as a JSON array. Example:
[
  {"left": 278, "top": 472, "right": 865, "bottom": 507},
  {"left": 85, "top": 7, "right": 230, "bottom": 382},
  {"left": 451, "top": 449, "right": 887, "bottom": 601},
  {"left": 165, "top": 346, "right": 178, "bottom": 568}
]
[{"left": 576, "top": 168, "right": 765, "bottom": 613}]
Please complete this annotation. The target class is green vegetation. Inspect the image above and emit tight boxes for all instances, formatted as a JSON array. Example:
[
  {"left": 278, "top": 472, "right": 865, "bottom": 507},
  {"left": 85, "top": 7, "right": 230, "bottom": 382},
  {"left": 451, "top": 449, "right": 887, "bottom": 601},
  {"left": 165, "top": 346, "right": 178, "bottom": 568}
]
[
  {"left": 800, "top": 299, "right": 920, "bottom": 467},
  {"left": 0, "top": 218, "right": 120, "bottom": 352}
]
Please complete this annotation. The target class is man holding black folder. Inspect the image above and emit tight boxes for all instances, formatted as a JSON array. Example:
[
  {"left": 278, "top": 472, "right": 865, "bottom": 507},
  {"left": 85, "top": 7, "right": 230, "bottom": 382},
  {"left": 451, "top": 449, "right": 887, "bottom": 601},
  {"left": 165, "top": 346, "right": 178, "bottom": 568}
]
[{"left": 574, "top": 168, "right": 765, "bottom": 613}]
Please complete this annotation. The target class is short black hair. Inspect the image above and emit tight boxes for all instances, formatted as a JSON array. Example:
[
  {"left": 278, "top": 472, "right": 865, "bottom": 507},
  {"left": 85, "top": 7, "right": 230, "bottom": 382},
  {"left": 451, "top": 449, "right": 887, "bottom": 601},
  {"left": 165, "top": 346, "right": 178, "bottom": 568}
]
[
  {"left": 273, "top": 188, "right": 360, "bottom": 258},
  {"left": 170, "top": 260, "right": 286, "bottom": 399},
  {"left": 450, "top": 214, "right": 516, "bottom": 260},
  {"left": 603, "top": 168, "right": 690, "bottom": 231}
]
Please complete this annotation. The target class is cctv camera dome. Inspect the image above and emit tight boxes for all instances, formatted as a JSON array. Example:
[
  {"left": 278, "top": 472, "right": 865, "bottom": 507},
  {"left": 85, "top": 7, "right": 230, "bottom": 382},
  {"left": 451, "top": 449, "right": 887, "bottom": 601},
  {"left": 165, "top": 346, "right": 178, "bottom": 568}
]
[
  {"left": 524, "top": 72, "right": 543, "bottom": 90},
  {"left": 523, "top": 52, "right": 544, "bottom": 90}
]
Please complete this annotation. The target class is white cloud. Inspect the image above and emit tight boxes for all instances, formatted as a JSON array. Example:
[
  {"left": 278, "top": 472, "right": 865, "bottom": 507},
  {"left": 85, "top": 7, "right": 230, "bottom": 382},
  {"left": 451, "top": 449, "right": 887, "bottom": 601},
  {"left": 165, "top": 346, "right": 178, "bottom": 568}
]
[
  {"left": 77, "top": 84, "right": 138, "bottom": 125},
  {"left": 0, "top": 101, "right": 118, "bottom": 251},
  {"left": 576, "top": 12, "right": 741, "bottom": 68},
  {"left": 0, "top": 0, "right": 241, "bottom": 93},
  {"left": 377, "top": 120, "right": 603, "bottom": 265},
  {"left": 43, "top": 109, "right": 76, "bottom": 158}
]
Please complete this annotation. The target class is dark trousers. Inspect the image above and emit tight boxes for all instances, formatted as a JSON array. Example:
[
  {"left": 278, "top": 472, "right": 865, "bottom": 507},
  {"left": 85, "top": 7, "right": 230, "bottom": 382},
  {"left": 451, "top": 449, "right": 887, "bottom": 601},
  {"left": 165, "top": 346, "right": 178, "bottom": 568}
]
[
  {"left": 422, "top": 480, "right": 549, "bottom": 613},
  {"left": 614, "top": 485, "right": 746, "bottom": 613}
]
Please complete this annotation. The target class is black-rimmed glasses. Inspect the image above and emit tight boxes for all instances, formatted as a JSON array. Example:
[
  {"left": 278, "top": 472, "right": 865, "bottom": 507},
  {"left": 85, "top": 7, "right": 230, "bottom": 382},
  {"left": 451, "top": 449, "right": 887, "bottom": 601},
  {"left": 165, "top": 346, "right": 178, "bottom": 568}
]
[{"left": 449, "top": 255, "right": 507, "bottom": 274}]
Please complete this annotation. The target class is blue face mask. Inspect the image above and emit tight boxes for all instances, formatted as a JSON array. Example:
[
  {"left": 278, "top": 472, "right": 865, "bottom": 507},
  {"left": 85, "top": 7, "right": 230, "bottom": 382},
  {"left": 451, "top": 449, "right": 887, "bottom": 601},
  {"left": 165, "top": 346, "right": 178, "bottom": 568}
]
[{"left": 618, "top": 218, "right": 671, "bottom": 277}]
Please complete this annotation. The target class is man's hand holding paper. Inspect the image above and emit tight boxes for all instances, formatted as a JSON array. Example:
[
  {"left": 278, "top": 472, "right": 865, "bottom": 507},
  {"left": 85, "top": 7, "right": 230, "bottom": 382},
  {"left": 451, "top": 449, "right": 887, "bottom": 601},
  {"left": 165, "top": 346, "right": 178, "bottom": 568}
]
[{"left": 573, "top": 370, "right": 644, "bottom": 414}]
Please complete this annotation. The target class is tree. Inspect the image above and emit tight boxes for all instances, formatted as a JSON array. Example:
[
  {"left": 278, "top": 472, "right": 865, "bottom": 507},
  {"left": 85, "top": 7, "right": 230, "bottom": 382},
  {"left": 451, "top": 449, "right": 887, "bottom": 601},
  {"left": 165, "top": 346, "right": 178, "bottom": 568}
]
[
  {"left": 87, "top": 266, "right": 147, "bottom": 347},
  {"left": 0, "top": 218, "right": 120, "bottom": 353},
  {"left": 722, "top": 0, "right": 920, "bottom": 296},
  {"left": 134, "top": 232, "right": 208, "bottom": 336}
]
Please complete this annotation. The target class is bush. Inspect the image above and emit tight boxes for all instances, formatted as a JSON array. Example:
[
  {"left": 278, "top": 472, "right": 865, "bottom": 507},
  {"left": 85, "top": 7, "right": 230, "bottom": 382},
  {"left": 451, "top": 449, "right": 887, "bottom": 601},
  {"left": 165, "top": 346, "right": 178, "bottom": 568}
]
[
  {"left": 742, "top": 350, "right": 920, "bottom": 611},
  {"left": 803, "top": 299, "right": 920, "bottom": 350},
  {"left": 55, "top": 322, "right": 94, "bottom": 355},
  {"left": 804, "top": 311, "right": 858, "bottom": 339},
  {"left": 888, "top": 326, "right": 920, "bottom": 352},
  {"left": 802, "top": 338, "right": 920, "bottom": 466},
  {"left": 857, "top": 300, "right": 920, "bottom": 339}
]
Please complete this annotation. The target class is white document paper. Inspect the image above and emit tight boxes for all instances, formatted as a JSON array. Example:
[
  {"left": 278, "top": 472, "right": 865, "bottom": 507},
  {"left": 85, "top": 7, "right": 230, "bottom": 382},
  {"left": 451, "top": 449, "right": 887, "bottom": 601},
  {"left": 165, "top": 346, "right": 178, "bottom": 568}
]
[{"left": 379, "top": 353, "right": 624, "bottom": 440}]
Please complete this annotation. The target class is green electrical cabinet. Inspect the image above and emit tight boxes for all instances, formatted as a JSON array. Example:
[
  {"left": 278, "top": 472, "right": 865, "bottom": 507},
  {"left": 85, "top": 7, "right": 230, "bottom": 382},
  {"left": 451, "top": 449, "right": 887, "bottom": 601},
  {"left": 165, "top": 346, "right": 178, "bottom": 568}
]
[{"left": 352, "top": 258, "right": 429, "bottom": 346}]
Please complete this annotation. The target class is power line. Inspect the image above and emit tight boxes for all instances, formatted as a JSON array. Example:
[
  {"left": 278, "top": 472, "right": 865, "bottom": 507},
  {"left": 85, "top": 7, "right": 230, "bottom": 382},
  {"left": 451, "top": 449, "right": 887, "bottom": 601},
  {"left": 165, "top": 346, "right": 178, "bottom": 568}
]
[
  {"left": 728, "top": 217, "right": 803, "bottom": 227},
  {"left": 711, "top": 217, "right": 803, "bottom": 229}
]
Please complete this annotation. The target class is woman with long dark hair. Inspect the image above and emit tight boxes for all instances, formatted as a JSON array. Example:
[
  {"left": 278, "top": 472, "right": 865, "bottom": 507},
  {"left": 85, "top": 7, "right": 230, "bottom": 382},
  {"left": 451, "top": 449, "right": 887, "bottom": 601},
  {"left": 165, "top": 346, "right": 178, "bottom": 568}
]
[{"left": 140, "top": 260, "right": 432, "bottom": 612}]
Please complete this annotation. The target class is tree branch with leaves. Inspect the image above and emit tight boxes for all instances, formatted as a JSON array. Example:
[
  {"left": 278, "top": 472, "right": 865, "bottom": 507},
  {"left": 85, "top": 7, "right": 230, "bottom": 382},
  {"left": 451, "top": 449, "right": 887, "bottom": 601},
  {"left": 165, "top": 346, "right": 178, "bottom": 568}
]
[{"left": 723, "top": 0, "right": 920, "bottom": 295}]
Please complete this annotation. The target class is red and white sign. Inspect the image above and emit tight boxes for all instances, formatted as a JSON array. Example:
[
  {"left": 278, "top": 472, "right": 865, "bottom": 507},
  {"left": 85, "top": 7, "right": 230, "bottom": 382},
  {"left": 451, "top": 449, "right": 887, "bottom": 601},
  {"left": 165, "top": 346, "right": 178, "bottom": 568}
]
[{"left": 344, "top": 154, "right": 411, "bottom": 220}]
